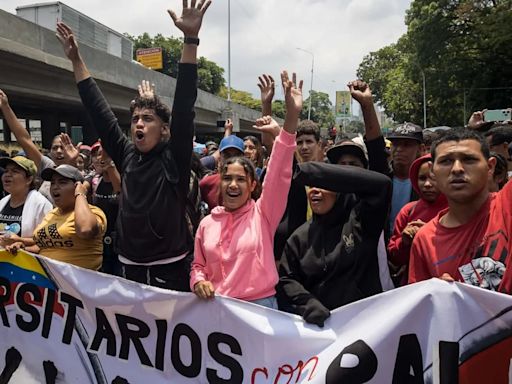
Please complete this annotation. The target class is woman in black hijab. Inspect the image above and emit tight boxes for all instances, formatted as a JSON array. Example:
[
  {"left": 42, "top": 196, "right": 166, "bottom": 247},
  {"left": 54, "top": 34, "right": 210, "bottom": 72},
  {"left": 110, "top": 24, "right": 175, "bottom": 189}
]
[{"left": 278, "top": 161, "right": 391, "bottom": 327}]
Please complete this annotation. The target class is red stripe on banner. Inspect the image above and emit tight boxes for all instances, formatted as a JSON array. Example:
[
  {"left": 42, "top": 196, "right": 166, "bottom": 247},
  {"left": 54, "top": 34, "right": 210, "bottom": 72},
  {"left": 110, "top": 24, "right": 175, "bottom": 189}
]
[
  {"left": 459, "top": 336, "right": 512, "bottom": 384},
  {"left": 5, "top": 282, "right": 65, "bottom": 317}
]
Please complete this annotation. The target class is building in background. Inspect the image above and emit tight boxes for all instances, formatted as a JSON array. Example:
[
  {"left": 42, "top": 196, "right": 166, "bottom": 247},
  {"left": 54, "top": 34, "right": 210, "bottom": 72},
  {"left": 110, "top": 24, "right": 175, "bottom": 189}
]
[{"left": 16, "top": 2, "right": 133, "bottom": 61}]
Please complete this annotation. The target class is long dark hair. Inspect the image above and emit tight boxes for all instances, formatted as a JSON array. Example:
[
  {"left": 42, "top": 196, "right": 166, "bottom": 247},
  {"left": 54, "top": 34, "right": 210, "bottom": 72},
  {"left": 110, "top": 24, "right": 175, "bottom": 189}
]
[
  {"left": 220, "top": 156, "right": 262, "bottom": 200},
  {"left": 243, "top": 136, "right": 264, "bottom": 169}
]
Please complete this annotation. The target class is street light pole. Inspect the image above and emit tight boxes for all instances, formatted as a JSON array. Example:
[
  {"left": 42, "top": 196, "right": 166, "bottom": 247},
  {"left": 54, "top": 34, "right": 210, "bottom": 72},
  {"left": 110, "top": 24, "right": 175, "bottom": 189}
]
[
  {"left": 421, "top": 70, "right": 427, "bottom": 128},
  {"left": 297, "top": 47, "right": 314, "bottom": 120},
  {"left": 227, "top": 0, "right": 231, "bottom": 103}
]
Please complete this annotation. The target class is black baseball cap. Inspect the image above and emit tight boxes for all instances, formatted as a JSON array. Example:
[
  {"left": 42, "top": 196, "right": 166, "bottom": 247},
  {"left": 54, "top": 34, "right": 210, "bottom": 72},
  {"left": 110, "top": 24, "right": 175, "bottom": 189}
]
[
  {"left": 387, "top": 122, "right": 423, "bottom": 143},
  {"left": 41, "top": 164, "right": 84, "bottom": 182}
]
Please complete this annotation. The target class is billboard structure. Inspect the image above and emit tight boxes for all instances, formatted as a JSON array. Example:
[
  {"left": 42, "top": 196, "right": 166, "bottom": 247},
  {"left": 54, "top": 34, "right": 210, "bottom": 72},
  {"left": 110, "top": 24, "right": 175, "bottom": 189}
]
[{"left": 335, "top": 91, "right": 352, "bottom": 118}]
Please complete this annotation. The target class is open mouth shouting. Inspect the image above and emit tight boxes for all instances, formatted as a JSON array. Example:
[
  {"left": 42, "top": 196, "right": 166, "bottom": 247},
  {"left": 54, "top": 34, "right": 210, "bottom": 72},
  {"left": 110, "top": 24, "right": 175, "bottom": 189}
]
[
  {"left": 225, "top": 189, "right": 241, "bottom": 199},
  {"left": 308, "top": 188, "right": 337, "bottom": 215},
  {"left": 309, "top": 194, "right": 323, "bottom": 205},
  {"left": 135, "top": 130, "right": 145, "bottom": 142}
]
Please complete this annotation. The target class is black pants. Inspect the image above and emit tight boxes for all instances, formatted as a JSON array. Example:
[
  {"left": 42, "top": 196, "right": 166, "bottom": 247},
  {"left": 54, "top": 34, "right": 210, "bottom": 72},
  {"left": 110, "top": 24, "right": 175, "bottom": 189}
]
[{"left": 120, "top": 254, "right": 192, "bottom": 292}]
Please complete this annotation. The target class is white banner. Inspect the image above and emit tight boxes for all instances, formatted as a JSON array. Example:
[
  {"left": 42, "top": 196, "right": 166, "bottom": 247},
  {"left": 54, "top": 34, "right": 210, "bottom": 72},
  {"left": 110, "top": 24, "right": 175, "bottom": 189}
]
[{"left": 1, "top": 250, "right": 512, "bottom": 383}]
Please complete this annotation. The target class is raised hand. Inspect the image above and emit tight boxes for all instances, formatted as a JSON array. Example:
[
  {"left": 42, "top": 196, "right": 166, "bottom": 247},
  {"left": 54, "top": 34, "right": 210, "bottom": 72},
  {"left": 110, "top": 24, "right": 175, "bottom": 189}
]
[
  {"left": 56, "top": 22, "right": 80, "bottom": 62},
  {"left": 138, "top": 80, "right": 155, "bottom": 99},
  {"left": 467, "top": 110, "right": 487, "bottom": 130},
  {"left": 224, "top": 118, "right": 234, "bottom": 136},
  {"left": 257, "top": 74, "right": 275, "bottom": 105},
  {"left": 98, "top": 147, "right": 115, "bottom": 171},
  {"left": 253, "top": 116, "right": 281, "bottom": 139},
  {"left": 74, "top": 181, "right": 88, "bottom": 197},
  {"left": 0, "top": 89, "right": 9, "bottom": 109},
  {"left": 281, "top": 71, "right": 303, "bottom": 117},
  {"left": 347, "top": 80, "right": 373, "bottom": 105},
  {"left": 167, "top": 0, "right": 212, "bottom": 37},
  {"left": 59, "top": 133, "right": 79, "bottom": 166}
]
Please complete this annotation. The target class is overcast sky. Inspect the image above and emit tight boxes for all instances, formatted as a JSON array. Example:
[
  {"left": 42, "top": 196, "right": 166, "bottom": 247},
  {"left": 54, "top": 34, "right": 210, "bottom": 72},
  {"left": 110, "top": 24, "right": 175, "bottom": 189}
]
[{"left": 5, "top": 0, "right": 412, "bottom": 107}]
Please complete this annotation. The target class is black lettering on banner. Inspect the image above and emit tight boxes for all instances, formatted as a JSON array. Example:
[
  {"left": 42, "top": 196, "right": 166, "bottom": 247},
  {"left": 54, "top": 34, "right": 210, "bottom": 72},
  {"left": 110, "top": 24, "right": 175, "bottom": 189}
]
[
  {"left": 325, "top": 339, "right": 378, "bottom": 383},
  {"left": 392, "top": 334, "right": 424, "bottom": 384},
  {"left": 437, "top": 341, "right": 459, "bottom": 384},
  {"left": 43, "top": 360, "right": 58, "bottom": 384},
  {"left": 111, "top": 377, "right": 130, "bottom": 384},
  {"left": 206, "top": 332, "right": 243, "bottom": 384},
  {"left": 15, "top": 283, "right": 42, "bottom": 333},
  {"left": 41, "top": 289, "right": 56, "bottom": 339},
  {"left": 90, "top": 308, "right": 117, "bottom": 357},
  {"left": 0, "top": 277, "right": 10, "bottom": 327},
  {"left": 155, "top": 319, "right": 167, "bottom": 371},
  {"left": 0, "top": 347, "right": 22, "bottom": 383},
  {"left": 116, "top": 314, "right": 153, "bottom": 367},
  {"left": 59, "top": 292, "right": 84, "bottom": 344},
  {"left": 171, "top": 323, "right": 201, "bottom": 378}
]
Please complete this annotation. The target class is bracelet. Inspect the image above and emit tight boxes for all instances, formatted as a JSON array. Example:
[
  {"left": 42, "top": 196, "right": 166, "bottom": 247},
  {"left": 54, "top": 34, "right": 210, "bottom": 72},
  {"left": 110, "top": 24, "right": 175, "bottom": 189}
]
[
  {"left": 74, "top": 192, "right": 87, "bottom": 199},
  {"left": 184, "top": 36, "right": 200, "bottom": 46}
]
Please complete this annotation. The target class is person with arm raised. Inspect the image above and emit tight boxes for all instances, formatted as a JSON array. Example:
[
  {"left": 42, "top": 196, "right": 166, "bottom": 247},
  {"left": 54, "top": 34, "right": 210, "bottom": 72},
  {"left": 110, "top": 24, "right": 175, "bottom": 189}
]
[
  {"left": 55, "top": 0, "right": 211, "bottom": 290},
  {"left": 191, "top": 71, "right": 302, "bottom": 308}
]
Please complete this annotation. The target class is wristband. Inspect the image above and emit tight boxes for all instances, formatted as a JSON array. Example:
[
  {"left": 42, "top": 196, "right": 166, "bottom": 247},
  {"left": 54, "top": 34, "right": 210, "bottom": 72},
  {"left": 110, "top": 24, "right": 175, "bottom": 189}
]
[
  {"left": 75, "top": 192, "right": 87, "bottom": 199},
  {"left": 184, "top": 36, "right": 200, "bottom": 46}
]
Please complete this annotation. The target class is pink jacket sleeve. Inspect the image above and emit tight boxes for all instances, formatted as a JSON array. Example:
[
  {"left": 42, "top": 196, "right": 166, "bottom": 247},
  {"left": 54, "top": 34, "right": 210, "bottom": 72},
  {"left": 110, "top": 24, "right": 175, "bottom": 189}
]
[
  {"left": 257, "top": 129, "right": 296, "bottom": 231},
  {"left": 190, "top": 225, "right": 208, "bottom": 291},
  {"left": 387, "top": 201, "right": 415, "bottom": 267}
]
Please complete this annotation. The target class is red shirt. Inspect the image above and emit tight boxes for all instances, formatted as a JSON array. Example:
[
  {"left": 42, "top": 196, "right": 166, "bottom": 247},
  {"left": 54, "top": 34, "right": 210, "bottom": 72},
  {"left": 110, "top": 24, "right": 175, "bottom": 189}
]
[
  {"left": 199, "top": 173, "right": 221, "bottom": 209},
  {"left": 409, "top": 181, "right": 512, "bottom": 294}
]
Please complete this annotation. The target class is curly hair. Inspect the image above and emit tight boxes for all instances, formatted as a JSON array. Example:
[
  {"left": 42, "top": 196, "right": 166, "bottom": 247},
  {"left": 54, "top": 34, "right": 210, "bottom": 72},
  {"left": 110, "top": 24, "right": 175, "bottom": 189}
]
[{"left": 130, "top": 95, "right": 171, "bottom": 124}]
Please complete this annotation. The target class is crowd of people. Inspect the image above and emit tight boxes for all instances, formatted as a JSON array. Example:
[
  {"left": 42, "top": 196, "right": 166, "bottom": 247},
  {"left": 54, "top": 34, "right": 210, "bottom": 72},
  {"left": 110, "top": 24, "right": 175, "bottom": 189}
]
[{"left": 1, "top": 0, "right": 511, "bottom": 326}]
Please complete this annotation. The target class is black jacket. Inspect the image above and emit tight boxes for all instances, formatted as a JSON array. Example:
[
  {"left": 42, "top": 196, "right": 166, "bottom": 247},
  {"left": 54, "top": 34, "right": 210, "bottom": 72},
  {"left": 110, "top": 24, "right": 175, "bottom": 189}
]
[
  {"left": 365, "top": 136, "right": 418, "bottom": 242},
  {"left": 77, "top": 64, "right": 197, "bottom": 263},
  {"left": 278, "top": 162, "right": 392, "bottom": 316},
  {"left": 273, "top": 158, "right": 308, "bottom": 261}
]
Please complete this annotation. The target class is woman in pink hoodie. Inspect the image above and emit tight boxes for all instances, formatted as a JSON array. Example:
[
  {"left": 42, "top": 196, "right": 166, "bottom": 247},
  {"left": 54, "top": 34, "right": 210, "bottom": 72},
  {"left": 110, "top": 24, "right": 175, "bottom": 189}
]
[
  {"left": 191, "top": 71, "right": 302, "bottom": 308},
  {"left": 388, "top": 154, "right": 448, "bottom": 285}
]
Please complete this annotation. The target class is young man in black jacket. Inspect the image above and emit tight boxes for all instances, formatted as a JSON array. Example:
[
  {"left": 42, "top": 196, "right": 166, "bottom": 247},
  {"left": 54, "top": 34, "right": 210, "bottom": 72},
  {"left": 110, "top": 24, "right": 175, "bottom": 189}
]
[{"left": 55, "top": 0, "right": 211, "bottom": 290}]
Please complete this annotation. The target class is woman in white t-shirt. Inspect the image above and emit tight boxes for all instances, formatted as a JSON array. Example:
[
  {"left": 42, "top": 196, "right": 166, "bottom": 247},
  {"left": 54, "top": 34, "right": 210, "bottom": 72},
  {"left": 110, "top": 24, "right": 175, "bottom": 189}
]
[{"left": 0, "top": 156, "right": 52, "bottom": 248}]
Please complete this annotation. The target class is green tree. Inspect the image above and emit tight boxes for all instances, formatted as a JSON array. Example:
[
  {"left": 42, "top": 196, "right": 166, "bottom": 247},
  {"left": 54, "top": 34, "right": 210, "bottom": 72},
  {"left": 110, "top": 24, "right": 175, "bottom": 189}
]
[
  {"left": 357, "top": 0, "right": 512, "bottom": 127},
  {"left": 357, "top": 36, "right": 423, "bottom": 125},
  {"left": 218, "top": 87, "right": 261, "bottom": 110},
  {"left": 127, "top": 33, "right": 226, "bottom": 95},
  {"left": 344, "top": 120, "right": 365, "bottom": 134},
  {"left": 197, "top": 57, "right": 226, "bottom": 95},
  {"left": 217, "top": 87, "right": 287, "bottom": 118},
  {"left": 301, "top": 91, "right": 335, "bottom": 129},
  {"left": 271, "top": 100, "right": 286, "bottom": 119}
]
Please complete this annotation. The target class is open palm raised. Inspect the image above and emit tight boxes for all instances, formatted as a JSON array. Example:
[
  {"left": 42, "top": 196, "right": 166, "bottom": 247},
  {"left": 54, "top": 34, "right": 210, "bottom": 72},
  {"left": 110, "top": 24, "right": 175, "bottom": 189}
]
[
  {"left": 168, "top": 0, "right": 212, "bottom": 37},
  {"left": 281, "top": 71, "right": 303, "bottom": 116}
]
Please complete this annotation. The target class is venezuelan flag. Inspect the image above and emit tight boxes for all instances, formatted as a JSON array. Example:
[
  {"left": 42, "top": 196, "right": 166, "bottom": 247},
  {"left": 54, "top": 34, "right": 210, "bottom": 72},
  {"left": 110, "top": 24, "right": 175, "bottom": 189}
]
[{"left": 0, "top": 249, "right": 56, "bottom": 290}]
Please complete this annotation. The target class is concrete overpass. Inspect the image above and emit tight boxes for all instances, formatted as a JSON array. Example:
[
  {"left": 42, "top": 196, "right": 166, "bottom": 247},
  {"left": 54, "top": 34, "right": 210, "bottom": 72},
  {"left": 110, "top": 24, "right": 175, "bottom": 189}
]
[{"left": 0, "top": 8, "right": 268, "bottom": 147}]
